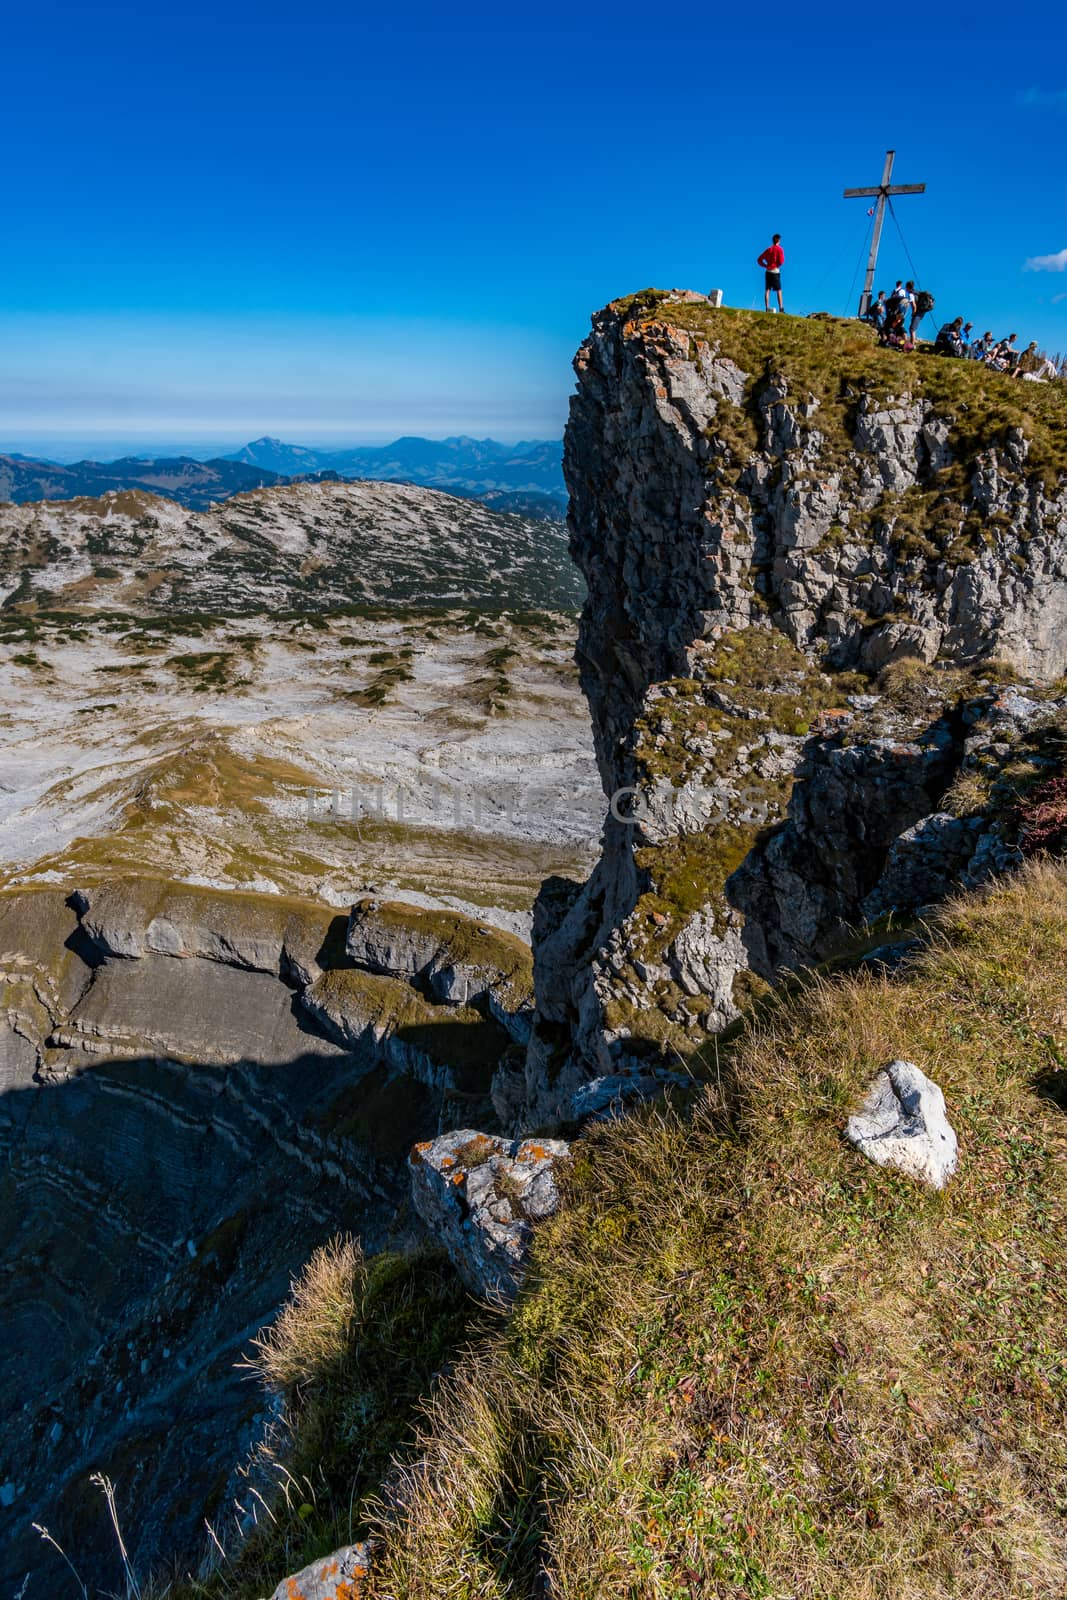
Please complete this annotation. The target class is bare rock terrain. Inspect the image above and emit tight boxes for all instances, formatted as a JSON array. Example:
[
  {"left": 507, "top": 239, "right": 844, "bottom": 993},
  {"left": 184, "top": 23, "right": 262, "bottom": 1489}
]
[
  {"left": 0, "top": 479, "right": 596, "bottom": 1588},
  {"left": 521, "top": 295, "right": 1067, "bottom": 1120}
]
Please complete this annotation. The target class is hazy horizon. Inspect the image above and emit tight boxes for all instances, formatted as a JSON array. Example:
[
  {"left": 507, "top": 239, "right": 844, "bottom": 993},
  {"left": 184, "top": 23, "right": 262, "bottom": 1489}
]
[{"left": 0, "top": 428, "right": 563, "bottom": 465}]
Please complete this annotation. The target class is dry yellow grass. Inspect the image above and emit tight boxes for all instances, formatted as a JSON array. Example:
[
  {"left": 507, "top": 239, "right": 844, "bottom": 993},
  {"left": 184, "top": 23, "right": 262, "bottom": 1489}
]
[
  {"left": 360, "top": 861, "right": 1067, "bottom": 1599},
  {"left": 246, "top": 1235, "right": 362, "bottom": 1394},
  {"left": 175, "top": 864, "right": 1066, "bottom": 1600}
]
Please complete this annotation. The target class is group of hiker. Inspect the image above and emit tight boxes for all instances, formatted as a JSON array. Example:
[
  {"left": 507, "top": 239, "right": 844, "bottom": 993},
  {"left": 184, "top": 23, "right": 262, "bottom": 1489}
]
[
  {"left": 864, "top": 281, "right": 931, "bottom": 348},
  {"left": 928, "top": 319, "right": 1056, "bottom": 379},
  {"left": 753, "top": 238, "right": 1058, "bottom": 381},
  {"left": 865, "top": 280, "right": 1055, "bottom": 378}
]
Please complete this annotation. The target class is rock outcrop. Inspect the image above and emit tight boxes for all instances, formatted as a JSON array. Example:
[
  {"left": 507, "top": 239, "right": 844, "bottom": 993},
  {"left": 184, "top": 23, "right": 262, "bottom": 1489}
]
[
  {"left": 74, "top": 879, "right": 342, "bottom": 986},
  {"left": 409, "top": 1130, "right": 569, "bottom": 1299},
  {"left": 0, "top": 479, "right": 583, "bottom": 613},
  {"left": 520, "top": 295, "right": 1067, "bottom": 1121},
  {"left": 268, "top": 1542, "right": 375, "bottom": 1600},
  {"left": 345, "top": 898, "right": 535, "bottom": 1041}
]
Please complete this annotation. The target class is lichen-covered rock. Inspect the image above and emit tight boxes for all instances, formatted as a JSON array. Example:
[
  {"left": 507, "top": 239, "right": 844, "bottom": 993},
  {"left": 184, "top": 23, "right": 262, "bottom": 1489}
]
[
  {"left": 409, "top": 1130, "right": 569, "bottom": 1299},
  {"left": 846, "top": 1059, "right": 958, "bottom": 1188},
  {"left": 269, "top": 1542, "right": 374, "bottom": 1600}
]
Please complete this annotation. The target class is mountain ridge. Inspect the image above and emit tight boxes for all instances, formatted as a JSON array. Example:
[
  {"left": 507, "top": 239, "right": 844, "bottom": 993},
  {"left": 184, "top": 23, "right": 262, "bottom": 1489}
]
[
  {"left": 226, "top": 433, "right": 566, "bottom": 506},
  {"left": 0, "top": 452, "right": 298, "bottom": 511},
  {"left": 0, "top": 434, "right": 566, "bottom": 517},
  {"left": 0, "top": 476, "right": 584, "bottom": 613}
]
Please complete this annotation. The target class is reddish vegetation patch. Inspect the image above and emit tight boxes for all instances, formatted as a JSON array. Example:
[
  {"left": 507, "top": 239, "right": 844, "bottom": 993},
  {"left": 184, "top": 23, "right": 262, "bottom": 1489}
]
[{"left": 1018, "top": 774, "right": 1067, "bottom": 854}]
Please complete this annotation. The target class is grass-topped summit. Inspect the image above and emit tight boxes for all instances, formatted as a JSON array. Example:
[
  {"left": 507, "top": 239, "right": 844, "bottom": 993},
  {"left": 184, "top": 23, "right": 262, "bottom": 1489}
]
[
  {"left": 611, "top": 291, "right": 1067, "bottom": 489},
  {"left": 513, "top": 289, "right": 1067, "bottom": 1122}
]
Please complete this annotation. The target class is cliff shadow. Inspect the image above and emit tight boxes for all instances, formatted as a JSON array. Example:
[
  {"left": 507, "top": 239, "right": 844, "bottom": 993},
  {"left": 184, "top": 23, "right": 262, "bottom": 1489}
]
[{"left": 0, "top": 1028, "right": 445, "bottom": 1594}]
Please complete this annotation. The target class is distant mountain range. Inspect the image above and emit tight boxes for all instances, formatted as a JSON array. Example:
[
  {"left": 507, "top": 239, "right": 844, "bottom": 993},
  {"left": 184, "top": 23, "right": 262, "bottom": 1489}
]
[
  {"left": 0, "top": 454, "right": 296, "bottom": 512},
  {"left": 227, "top": 433, "right": 564, "bottom": 494},
  {"left": 0, "top": 435, "right": 567, "bottom": 518}
]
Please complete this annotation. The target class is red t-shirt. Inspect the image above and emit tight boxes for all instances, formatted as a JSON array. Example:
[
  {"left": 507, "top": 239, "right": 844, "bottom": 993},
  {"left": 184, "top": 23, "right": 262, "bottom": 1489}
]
[{"left": 758, "top": 244, "right": 785, "bottom": 269}]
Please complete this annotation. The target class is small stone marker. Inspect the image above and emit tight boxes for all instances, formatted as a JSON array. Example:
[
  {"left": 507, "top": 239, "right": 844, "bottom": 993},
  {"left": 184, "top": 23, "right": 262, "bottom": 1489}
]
[{"left": 846, "top": 1059, "right": 958, "bottom": 1188}]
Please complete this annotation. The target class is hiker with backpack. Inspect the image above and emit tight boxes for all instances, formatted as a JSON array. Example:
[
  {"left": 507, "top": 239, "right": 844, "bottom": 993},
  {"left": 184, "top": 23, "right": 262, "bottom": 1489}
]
[
  {"left": 883, "top": 281, "right": 915, "bottom": 348},
  {"left": 887, "top": 281, "right": 909, "bottom": 319},
  {"left": 934, "top": 317, "right": 966, "bottom": 357},
  {"left": 880, "top": 303, "right": 911, "bottom": 350},
  {"left": 911, "top": 288, "right": 935, "bottom": 338},
  {"left": 866, "top": 289, "right": 888, "bottom": 331},
  {"left": 990, "top": 333, "right": 1019, "bottom": 371}
]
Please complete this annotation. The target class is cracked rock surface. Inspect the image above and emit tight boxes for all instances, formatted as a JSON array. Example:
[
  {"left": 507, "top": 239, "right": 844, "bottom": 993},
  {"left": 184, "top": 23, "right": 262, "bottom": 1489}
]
[
  {"left": 409, "top": 1129, "right": 570, "bottom": 1299},
  {"left": 846, "top": 1059, "right": 959, "bottom": 1188},
  {"left": 519, "top": 295, "right": 1067, "bottom": 1122}
]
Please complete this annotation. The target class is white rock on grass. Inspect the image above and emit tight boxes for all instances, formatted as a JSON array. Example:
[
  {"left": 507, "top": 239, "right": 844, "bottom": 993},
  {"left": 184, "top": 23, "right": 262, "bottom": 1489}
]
[{"left": 846, "top": 1059, "right": 958, "bottom": 1189}]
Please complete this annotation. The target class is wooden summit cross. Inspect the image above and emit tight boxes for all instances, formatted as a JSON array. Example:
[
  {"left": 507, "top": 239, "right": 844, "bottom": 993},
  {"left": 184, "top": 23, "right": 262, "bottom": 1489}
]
[{"left": 844, "top": 149, "right": 926, "bottom": 317}]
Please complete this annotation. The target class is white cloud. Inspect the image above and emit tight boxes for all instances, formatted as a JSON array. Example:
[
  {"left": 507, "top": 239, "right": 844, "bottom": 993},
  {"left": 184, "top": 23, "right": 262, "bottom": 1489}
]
[
  {"left": 1017, "top": 87, "right": 1067, "bottom": 111},
  {"left": 1024, "top": 249, "right": 1067, "bottom": 272},
  {"left": 1053, "top": 292, "right": 1067, "bottom": 305}
]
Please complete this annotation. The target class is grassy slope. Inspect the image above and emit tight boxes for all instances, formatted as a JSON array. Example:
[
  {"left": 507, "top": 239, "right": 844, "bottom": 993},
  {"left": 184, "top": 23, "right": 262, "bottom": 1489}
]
[
  {"left": 354, "top": 861, "right": 1067, "bottom": 1599},
  {"left": 187, "top": 862, "right": 1067, "bottom": 1600},
  {"left": 170, "top": 1243, "right": 490, "bottom": 1597}
]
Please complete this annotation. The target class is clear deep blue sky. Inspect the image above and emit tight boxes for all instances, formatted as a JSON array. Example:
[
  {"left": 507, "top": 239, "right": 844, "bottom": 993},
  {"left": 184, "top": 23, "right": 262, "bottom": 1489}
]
[{"left": 3, "top": 0, "right": 1065, "bottom": 457}]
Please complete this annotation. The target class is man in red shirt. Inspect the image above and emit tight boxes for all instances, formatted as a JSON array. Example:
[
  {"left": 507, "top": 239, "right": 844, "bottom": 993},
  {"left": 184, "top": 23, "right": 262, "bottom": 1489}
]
[{"left": 757, "top": 234, "right": 785, "bottom": 312}]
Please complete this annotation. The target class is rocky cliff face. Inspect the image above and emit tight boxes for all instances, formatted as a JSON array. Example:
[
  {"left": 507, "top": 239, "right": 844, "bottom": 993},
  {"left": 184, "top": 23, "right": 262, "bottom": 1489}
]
[
  {"left": 0, "top": 881, "right": 530, "bottom": 1589},
  {"left": 516, "top": 295, "right": 1067, "bottom": 1122}
]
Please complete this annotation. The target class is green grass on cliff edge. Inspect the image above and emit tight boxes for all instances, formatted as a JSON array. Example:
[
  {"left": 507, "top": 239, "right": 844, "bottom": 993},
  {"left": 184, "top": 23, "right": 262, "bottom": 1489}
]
[
  {"left": 611, "top": 293, "right": 1067, "bottom": 489},
  {"left": 179, "top": 860, "right": 1066, "bottom": 1600}
]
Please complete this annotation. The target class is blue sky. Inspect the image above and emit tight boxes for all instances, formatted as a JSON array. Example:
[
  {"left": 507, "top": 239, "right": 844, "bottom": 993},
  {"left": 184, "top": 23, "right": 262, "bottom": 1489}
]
[{"left": 2, "top": 0, "right": 1064, "bottom": 456}]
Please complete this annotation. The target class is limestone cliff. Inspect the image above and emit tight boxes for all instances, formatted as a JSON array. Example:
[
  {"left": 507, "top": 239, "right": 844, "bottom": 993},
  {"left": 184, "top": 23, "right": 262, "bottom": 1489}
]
[
  {"left": 0, "top": 881, "right": 529, "bottom": 1588},
  {"left": 515, "top": 295, "right": 1067, "bottom": 1121}
]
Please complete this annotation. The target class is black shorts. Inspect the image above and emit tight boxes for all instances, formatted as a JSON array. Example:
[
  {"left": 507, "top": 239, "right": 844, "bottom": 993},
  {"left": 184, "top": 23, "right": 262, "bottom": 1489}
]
[{"left": 765, "top": 270, "right": 782, "bottom": 291}]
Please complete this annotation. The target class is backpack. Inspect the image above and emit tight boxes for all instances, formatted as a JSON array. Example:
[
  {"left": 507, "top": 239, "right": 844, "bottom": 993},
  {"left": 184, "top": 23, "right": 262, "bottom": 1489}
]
[{"left": 915, "top": 289, "right": 935, "bottom": 315}]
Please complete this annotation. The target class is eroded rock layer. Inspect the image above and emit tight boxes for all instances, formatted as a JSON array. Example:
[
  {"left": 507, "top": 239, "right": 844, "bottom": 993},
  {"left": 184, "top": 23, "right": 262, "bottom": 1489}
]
[{"left": 0, "top": 882, "right": 527, "bottom": 1588}]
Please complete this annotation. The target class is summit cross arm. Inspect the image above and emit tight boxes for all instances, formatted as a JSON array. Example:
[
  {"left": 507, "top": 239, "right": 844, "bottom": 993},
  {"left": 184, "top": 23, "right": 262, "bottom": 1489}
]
[{"left": 844, "top": 149, "right": 926, "bottom": 317}]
